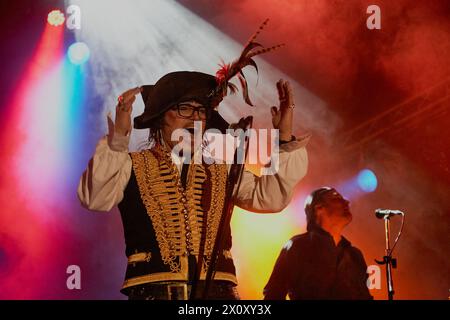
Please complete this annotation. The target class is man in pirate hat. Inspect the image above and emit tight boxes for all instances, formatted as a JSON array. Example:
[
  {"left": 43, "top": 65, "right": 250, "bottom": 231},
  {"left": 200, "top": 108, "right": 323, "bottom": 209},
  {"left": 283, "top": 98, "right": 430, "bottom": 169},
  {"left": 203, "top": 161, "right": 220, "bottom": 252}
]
[{"left": 78, "top": 21, "right": 310, "bottom": 300}]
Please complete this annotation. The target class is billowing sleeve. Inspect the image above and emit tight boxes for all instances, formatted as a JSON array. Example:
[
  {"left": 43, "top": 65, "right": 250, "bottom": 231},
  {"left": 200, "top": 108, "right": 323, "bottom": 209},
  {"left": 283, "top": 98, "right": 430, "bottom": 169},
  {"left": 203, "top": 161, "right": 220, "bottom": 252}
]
[
  {"left": 235, "top": 134, "right": 310, "bottom": 213},
  {"left": 77, "top": 114, "right": 132, "bottom": 212}
]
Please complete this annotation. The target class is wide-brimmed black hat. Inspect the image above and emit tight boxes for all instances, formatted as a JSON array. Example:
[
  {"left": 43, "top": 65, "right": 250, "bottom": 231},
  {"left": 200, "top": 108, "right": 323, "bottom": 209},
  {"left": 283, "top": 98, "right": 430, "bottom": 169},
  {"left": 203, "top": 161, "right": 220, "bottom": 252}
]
[{"left": 134, "top": 71, "right": 227, "bottom": 130}]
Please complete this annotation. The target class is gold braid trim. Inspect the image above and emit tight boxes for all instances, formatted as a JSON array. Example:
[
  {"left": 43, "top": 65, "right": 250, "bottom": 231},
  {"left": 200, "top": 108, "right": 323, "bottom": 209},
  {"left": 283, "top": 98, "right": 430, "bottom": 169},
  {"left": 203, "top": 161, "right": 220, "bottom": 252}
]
[
  {"left": 122, "top": 271, "right": 238, "bottom": 290},
  {"left": 186, "top": 163, "right": 207, "bottom": 255},
  {"left": 203, "top": 163, "right": 228, "bottom": 271},
  {"left": 131, "top": 149, "right": 184, "bottom": 273},
  {"left": 131, "top": 146, "right": 228, "bottom": 273}
]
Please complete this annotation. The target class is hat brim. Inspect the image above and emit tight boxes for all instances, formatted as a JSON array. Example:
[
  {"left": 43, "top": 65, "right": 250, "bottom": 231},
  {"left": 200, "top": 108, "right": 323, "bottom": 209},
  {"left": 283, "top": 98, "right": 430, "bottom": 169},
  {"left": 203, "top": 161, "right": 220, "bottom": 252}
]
[
  {"left": 134, "top": 108, "right": 230, "bottom": 132},
  {"left": 134, "top": 85, "right": 228, "bottom": 130}
]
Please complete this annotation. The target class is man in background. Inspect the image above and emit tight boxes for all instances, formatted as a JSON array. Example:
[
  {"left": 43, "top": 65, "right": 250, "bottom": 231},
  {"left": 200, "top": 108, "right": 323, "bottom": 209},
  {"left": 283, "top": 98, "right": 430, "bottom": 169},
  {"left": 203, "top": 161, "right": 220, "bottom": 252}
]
[{"left": 264, "top": 187, "right": 373, "bottom": 300}]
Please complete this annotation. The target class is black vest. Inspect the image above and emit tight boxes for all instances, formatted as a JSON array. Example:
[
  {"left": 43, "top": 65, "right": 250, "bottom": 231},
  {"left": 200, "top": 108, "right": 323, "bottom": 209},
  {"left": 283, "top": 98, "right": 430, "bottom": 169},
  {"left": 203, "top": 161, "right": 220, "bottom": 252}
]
[{"left": 118, "top": 148, "right": 237, "bottom": 294}]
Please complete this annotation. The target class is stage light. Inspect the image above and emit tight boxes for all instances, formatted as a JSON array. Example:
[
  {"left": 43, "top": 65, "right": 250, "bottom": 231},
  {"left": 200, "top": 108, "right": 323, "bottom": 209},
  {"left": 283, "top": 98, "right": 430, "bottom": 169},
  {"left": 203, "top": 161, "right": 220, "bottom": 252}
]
[
  {"left": 47, "top": 10, "right": 65, "bottom": 27},
  {"left": 67, "top": 42, "right": 90, "bottom": 65},
  {"left": 357, "top": 169, "right": 378, "bottom": 192}
]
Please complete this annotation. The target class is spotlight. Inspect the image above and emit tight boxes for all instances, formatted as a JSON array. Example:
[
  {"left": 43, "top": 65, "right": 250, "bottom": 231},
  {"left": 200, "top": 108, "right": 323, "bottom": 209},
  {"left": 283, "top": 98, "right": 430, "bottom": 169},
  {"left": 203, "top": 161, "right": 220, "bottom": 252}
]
[
  {"left": 357, "top": 169, "right": 378, "bottom": 192},
  {"left": 47, "top": 10, "right": 65, "bottom": 27},
  {"left": 67, "top": 42, "right": 90, "bottom": 65}
]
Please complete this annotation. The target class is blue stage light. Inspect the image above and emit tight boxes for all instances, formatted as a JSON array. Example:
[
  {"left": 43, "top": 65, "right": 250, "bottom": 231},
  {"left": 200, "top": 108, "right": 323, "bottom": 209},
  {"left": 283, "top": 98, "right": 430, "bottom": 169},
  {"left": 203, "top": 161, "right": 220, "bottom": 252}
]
[
  {"left": 357, "top": 169, "right": 378, "bottom": 192},
  {"left": 68, "top": 42, "right": 90, "bottom": 65}
]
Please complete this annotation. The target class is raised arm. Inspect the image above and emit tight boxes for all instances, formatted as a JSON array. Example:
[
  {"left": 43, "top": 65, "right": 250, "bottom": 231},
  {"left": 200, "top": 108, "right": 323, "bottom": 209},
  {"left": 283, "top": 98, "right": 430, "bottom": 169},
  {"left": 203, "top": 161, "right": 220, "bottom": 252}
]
[
  {"left": 77, "top": 87, "right": 141, "bottom": 211},
  {"left": 235, "top": 79, "right": 309, "bottom": 213}
]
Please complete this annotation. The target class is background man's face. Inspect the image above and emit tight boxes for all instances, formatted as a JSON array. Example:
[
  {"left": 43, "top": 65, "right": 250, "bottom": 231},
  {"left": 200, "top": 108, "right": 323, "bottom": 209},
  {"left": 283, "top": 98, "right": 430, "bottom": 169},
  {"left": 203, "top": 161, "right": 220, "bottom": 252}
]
[{"left": 320, "top": 191, "right": 353, "bottom": 225}]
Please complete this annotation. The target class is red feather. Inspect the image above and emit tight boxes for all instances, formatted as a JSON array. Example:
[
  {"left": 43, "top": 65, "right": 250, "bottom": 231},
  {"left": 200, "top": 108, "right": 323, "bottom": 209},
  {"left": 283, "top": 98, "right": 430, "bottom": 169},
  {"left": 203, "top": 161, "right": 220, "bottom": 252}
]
[{"left": 210, "top": 19, "right": 284, "bottom": 106}]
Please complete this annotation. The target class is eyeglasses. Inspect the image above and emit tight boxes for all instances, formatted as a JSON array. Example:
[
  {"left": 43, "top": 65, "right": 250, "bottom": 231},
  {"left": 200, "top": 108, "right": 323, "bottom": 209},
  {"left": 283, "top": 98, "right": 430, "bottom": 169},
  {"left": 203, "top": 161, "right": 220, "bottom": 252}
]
[{"left": 172, "top": 103, "right": 208, "bottom": 120}]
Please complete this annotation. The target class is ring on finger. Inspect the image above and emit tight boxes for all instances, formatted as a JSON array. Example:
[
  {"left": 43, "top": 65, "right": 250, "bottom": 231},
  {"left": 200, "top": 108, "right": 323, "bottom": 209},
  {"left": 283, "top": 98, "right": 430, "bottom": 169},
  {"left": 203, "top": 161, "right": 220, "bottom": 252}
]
[{"left": 118, "top": 96, "right": 128, "bottom": 111}]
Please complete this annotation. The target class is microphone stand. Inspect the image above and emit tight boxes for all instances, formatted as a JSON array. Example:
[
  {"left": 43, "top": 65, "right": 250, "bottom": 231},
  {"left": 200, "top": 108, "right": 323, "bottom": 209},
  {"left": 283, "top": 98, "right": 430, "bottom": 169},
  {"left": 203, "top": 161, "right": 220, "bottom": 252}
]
[
  {"left": 376, "top": 216, "right": 396, "bottom": 300},
  {"left": 375, "top": 212, "right": 404, "bottom": 300},
  {"left": 189, "top": 116, "right": 253, "bottom": 300}
]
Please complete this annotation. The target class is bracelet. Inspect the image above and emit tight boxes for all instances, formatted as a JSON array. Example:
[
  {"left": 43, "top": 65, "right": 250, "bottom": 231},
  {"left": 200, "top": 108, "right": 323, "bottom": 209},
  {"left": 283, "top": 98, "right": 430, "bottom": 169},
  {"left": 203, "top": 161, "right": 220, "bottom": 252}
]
[{"left": 279, "top": 135, "right": 296, "bottom": 145}]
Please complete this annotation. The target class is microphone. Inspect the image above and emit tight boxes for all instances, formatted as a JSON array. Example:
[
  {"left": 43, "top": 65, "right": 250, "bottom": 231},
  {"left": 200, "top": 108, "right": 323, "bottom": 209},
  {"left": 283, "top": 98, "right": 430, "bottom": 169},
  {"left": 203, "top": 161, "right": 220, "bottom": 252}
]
[
  {"left": 375, "top": 209, "right": 404, "bottom": 219},
  {"left": 228, "top": 116, "right": 253, "bottom": 132}
]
